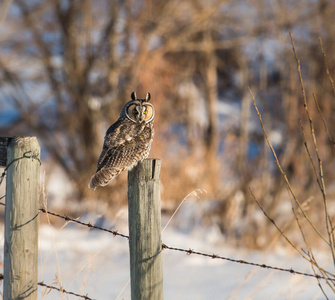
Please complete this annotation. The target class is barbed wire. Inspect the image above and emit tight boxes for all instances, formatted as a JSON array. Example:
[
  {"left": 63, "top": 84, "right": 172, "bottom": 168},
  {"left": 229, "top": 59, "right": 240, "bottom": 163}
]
[
  {"left": 161, "top": 244, "right": 335, "bottom": 282},
  {"left": 2, "top": 197, "right": 334, "bottom": 283},
  {"left": 0, "top": 273, "right": 94, "bottom": 299},
  {"left": 40, "top": 207, "right": 335, "bottom": 283},
  {"left": 0, "top": 151, "right": 40, "bottom": 185},
  {"left": 1, "top": 157, "right": 335, "bottom": 287},
  {"left": 39, "top": 208, "right": 129, "bottom": 239},
  {"left": 38, "top": 281, "right": 94, "bottom": 300}
]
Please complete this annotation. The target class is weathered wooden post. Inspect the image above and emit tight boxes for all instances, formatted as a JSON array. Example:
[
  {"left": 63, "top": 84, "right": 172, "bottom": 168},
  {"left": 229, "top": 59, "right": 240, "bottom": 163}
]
[
  {"left": 3, "top": 137, "right": 40, "bottom": 300},
  {"left": 128, "top": 159, "right": 163, "bottom": 300}
]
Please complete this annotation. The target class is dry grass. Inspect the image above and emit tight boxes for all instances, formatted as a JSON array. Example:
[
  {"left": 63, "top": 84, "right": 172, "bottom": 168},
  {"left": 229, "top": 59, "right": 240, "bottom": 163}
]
[{"left": 246, "top": 33, "right": 335, "bottom": 298}]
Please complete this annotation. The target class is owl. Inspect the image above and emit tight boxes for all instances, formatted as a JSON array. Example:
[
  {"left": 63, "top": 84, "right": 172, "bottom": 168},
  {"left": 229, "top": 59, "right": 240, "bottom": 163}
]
[{"left": 89, "top": 92, "right": 155, "bottom": 189}]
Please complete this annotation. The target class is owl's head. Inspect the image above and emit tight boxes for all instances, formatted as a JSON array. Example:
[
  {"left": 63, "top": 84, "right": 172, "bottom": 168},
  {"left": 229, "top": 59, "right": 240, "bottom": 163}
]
[{"left": 124, "top": 92, "right": 155, "bottom": 123}]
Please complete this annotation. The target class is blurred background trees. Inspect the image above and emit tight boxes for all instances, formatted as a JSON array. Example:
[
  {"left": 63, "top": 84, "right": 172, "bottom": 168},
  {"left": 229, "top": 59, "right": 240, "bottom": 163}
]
[{"left": 1, "top": 0, "right": 335, "bottom": 247}]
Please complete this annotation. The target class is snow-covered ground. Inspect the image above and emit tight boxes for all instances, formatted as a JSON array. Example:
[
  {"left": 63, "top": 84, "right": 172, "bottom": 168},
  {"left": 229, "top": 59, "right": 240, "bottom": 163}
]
[
  {"left": 0, "top": 170, "right": 333, "bottom": 299},
  {"left": 0, "top": 210, "right": 332, "bottom": 300}
]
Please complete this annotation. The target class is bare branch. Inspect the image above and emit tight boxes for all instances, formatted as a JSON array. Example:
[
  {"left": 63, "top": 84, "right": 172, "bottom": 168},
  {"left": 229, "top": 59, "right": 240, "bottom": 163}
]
[
  {"left": 290, "top": 32, "right": 335, "bottom": 268},
  {"left": 249, "top": 87, "right": 328, "bottom": 244}
]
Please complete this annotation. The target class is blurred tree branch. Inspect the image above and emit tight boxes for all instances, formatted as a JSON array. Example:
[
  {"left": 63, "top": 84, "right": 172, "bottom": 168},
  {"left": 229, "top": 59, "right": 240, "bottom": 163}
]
[{"left": 1, "top": 0, "right": 335, "bottom": 219}]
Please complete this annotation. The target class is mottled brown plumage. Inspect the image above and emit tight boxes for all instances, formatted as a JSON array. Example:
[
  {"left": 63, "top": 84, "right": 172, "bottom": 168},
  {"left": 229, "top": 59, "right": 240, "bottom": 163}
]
[{"left": 89, "top": 92, "right": 155, "bottom": 189}]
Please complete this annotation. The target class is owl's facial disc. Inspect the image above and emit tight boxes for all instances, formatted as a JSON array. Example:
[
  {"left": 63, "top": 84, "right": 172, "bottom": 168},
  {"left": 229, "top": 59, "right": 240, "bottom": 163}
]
[{"left": 126, "top": 103, "right": 154, "bottom": 123}]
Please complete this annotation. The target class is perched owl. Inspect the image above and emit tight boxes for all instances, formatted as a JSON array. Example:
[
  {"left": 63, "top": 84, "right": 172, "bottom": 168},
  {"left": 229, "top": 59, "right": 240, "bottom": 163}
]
[{"left": 89, "top": 92, "right": 155, "bottom": 189}]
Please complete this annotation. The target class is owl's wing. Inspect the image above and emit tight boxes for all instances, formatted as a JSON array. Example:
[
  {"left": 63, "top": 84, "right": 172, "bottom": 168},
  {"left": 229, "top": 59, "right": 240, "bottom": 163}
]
[
  {"left": 89, "top": 122, "right": 149, "bottom": 189},
  {"left": 96, "top": 121, "right": 145, "bottom": 171}
]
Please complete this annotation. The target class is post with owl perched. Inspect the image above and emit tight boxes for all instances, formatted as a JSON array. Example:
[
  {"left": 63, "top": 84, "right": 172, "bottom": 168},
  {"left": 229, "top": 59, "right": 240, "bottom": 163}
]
[
  {"left": 128, "top": 159, "right": 163, "bottom": 300},
  {"left": 88, "top": 92, "right": 162, "bottom": 298}
]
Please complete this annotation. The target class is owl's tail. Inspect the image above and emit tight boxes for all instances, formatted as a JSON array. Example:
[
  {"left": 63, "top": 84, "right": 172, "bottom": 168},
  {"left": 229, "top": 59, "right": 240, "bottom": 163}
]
[{"left": 88, "top": 167, "right": 125, "bottom": 189}]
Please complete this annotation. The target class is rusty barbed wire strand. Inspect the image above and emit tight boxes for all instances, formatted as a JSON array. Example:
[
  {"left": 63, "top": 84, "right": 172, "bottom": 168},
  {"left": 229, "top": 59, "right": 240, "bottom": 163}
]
[
  {"left": 38, "top": 206, "right": 335, "bottom": 282},
  {"left": 38, "top": 281, "right": 95, "bottom": 300},
  {"left": 161, "top": 244, "right": 335, "bottom": 282},
  {"left": 39, "top": 208, "right": 129, "bottom": 239},
  {"left": 4, "top": 201, "right": 335, "bottom": 283},
  {"left": 0, "top": 273, "right": 94, "bottom": 299}
]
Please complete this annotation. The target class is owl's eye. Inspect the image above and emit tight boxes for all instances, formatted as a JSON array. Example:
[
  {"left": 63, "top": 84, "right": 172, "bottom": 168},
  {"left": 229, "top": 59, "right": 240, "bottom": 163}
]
[
  {"left": 144, "top": 110, "right": 148, "bottom": 115},
  {"left": 132, "top": 109, "right": 138, "bottom": 114}
]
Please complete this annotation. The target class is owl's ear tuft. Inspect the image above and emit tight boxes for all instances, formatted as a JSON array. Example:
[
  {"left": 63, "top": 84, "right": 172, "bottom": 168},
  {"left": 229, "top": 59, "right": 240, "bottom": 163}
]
[
  {"left": 131, "top": 92, "right": 137, "bottom": 101},
  {"left": 145, "top": 92, "right": 151, "bottom": 101}
]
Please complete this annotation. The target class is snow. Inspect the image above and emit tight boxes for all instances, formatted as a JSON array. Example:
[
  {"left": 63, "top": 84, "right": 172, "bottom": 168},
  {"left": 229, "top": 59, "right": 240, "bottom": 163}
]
[{"left": 0, "top": 211, "right": 332, "bottom": 300}]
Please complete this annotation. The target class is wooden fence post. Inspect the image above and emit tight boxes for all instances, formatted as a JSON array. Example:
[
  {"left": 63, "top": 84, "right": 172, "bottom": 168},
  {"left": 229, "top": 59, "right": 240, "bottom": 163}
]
[
  {"left": 128, "top": 159, "right": 163, "bottom": 300},
  {"left": 3, "top": 136, "right": 40, "bottom": 300}
]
